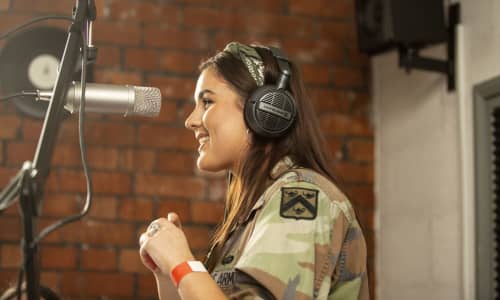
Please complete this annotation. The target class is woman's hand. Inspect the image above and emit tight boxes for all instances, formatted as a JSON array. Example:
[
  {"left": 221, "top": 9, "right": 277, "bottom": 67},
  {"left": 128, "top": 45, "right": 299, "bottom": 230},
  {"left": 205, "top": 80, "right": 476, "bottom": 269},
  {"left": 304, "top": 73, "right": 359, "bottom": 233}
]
[{"left": 139, "top": 212, "right": 195, "bottom": 276}]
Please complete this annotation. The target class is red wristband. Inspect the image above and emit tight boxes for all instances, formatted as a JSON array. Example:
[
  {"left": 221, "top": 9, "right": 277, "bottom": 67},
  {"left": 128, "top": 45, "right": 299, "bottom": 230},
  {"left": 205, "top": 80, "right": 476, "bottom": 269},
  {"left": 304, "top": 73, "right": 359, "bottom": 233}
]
[{"left": 170, "top": 261, "right": 207, "bottom": 287}]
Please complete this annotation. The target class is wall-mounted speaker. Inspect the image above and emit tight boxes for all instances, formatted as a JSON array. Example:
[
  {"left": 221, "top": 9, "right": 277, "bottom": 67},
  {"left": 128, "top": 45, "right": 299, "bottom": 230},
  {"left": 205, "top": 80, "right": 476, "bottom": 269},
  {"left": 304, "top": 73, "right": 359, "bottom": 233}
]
[{"left": 355, "top": 0, "right": 448, "bottom": 55}]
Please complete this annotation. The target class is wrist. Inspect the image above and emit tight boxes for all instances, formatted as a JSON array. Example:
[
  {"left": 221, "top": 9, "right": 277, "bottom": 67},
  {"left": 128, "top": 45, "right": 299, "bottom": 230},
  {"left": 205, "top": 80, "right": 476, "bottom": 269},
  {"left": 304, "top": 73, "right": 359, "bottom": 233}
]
[{"left": 170, "top": 260, "right": 208, "bottom": 287}]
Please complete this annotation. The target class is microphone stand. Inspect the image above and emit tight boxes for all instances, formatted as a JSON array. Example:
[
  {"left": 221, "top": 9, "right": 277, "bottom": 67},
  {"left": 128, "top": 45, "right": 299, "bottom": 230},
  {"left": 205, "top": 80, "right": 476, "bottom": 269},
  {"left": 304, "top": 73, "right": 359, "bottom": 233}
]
[{"left": 0, "top": 1, "right": 96, "bottom": 299}]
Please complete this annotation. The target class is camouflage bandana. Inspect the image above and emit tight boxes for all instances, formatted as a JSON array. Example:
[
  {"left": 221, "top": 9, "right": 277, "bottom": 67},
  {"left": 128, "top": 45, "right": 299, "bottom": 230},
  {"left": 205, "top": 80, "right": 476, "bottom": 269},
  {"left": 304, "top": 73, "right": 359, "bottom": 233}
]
[{"left": 223, "top": 42, "right": 265, "bottom": 86}]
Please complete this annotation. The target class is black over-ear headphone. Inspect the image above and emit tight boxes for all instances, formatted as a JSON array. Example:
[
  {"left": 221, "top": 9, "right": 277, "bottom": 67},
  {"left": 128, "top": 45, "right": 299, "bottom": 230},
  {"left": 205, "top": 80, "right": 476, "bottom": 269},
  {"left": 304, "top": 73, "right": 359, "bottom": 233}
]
[{"left": 244, "top": 46, "right": 297, "bottom": 139}]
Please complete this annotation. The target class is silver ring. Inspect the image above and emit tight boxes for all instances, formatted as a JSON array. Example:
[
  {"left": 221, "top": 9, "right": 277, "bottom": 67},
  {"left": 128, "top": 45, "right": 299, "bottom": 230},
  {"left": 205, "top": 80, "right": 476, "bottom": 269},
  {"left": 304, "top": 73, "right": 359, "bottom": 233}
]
[{"left": 147, "top": 222, "right": 161, "bottom": 237}]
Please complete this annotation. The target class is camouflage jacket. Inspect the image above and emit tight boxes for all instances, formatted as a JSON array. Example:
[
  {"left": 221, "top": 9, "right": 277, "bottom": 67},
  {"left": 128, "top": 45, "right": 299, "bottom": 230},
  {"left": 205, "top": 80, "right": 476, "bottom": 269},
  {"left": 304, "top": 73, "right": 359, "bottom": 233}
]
[{"left": 210, "top": 158, "right": 369, "bottom": 300}]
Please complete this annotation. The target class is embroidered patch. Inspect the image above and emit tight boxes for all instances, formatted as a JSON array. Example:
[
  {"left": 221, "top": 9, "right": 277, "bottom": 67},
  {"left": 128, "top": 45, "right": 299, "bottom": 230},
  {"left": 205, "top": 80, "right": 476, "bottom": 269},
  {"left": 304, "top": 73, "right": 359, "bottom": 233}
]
[
  {"left": 212, "top": 270, "right": 236, "bottom": 291},
  {"left": 280, "top": 187, "right": 318, "bottom": 220}
]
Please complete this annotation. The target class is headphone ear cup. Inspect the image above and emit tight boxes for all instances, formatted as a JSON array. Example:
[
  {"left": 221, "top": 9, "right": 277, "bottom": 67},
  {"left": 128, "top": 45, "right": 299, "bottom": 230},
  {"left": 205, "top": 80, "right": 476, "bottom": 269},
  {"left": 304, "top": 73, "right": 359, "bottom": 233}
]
[{"left": 244, "top": 85, "right": 297, "bottom": 138}]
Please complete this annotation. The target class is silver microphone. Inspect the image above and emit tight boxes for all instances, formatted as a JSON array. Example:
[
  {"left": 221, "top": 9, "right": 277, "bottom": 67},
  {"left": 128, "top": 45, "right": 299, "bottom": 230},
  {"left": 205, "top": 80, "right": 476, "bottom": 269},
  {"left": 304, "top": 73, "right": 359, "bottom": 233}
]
[{"left": 37, "top": 81, "right": 162, "bottom": 117}]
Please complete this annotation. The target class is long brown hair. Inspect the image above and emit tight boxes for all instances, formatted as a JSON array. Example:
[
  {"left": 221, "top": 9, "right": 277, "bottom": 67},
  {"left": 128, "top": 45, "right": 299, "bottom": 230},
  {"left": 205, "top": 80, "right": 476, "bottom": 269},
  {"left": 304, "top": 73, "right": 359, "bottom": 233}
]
[{"left": 200, "top": 45, "right": 337, "bottom": 270}]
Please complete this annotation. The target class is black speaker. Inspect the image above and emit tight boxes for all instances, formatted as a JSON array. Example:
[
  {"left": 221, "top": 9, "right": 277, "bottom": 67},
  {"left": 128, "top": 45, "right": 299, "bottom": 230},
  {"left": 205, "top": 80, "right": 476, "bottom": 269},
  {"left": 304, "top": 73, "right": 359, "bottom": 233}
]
[{"left": 355, "top": 0, "right": 447, "bottom": 55}]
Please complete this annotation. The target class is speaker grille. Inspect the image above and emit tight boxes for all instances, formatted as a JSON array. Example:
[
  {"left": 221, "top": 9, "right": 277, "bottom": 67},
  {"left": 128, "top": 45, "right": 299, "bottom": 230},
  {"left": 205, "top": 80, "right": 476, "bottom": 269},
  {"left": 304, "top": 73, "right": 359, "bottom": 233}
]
[{"left": 256, "top": 92, "right": 294, "bottom": 133}]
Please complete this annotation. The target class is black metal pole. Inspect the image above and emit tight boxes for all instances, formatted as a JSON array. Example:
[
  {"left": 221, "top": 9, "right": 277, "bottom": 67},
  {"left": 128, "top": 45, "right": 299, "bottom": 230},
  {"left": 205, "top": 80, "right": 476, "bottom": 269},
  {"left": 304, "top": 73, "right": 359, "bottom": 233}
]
[
  {"left": 19, "top": 162, "right": 40, "bottom": 300},
  {"left": 21, "top": 1, "right": 89, "bottom": 299},
  {"left": 33, "top": 0, "right": 87, "bottom": 184}
]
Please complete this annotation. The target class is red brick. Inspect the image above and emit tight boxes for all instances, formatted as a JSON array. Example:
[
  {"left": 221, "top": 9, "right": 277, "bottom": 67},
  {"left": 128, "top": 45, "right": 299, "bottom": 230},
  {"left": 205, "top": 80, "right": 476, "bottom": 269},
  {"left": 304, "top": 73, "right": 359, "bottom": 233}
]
[
  {"left": 88, "top": 147, "right": 120, "bottom": 170},
  {"left": 109, "top": 1, "right": 181, "bottom": 24},
  {"left": 0, "top": 167, "right": 17, "bottom": 188},
  {"left": 41, "top": 246, "right": 77, "bottom": 269},
  {"left": 156, "top": 199, "right": 191, "bottom": 222},
  {"left": 94, "top": 45, "right": 121, "bottom": 68},
  {"left": 300, "top": 63, "right": 331, "bottom": 85},
  {"left": 319, "top": 113, "right": 372, "bottom": 137},
  {"left": 59, "top": 220, "right": 135, "bottom": 246},
  {"left": 159, "top": 51, "right": 202, "bottom": 74},
  {"left": 157, "top": 151, "right": 196, "bottom": 174},
  {"left": 118, "top": 148, "right": 156, "bottom": 172},
  {"left": 46, "top": 170, "right": 86, "bottom": 193},
  {"left": 51, "top": 144, "right": 81, "bottom": 167},
  {"left": 138, "top": 273, "right": 162, "bottom": 297},
  {"left": 0, "top": 270, "right": 16, "bottom": 291},
  {"left": 183, "top": 226, "right": 211, "bottom": 250},
  {"left": 119, "top": 249, "right": 148, "bottom": 273},
  {"left": 351, "top": 92, "right": 371, "bottom": 115},
  {"left": 41, "top": 194, "right": 79, "bottom": 217},
  {"left": 137, "top": 125, "right": 196, "bottom": 150},
  {"left": 60, "top": 272, "right": 134, "bottom": 297},
  {"left": 309, "top": 88, "right": 353, "bottom": 114},
  {"left": 333, "top": 67, "right": 366, "bottom": 88},
  {"left": 94, "top": 69, "right": 143, "bottom": 85},
  {"left": 334, "top": 162, "right": 373, "bottom": 184},
  {"left": 38, "top": 218, "right": 65, "bottom": 243},
  {"left": 283, "top": 39, "right": 344, "bottom": 63},
  {"left": 5, "top": 141, "right": 36, "bottom": 165},
  {"left": 191, "top": 201, "right": 224, "bottom": 224},
  {"left": 318, "top": 20, "right": 356, "bottom": 43},
  {"left": 344, "top": 185, "right": 375, "bottom": 212},
  {"left": 214, "top": 33, "right": 281, "bottom": 51},
  {"left": 82, "top": 121, "right": 136, "bottom": 146},
  {"left": 0, "top": 218, "right": 21, "bottom": 241},
  {"left": 148, "top": 75, "right": 196, "bottom": 100},
  {"left": 0, "top": 0, "right": 10, "bottom": 10},
  {"left": 185, "top": 8, "right": 314, "bottom": 37},
  {"left": 22, "top": 119, "right": 44, "bottom": 141},
  {"left": 290, "top": 0, "right": 354, "bottom": 19},
  {"left": 125, "top": 48, "right": 159, "bottom": 71},
  {"left": 52, "top": 119, "right": 78, "bottom": 143},
  {"left": 242, "top": 14, "right": 314, "bottom": 37},
  {"left": 218, "top": 0, "right": 282, "bottom": 13},
  {"left": 11, "top": 0, "right": 72, "bottom": 13},
  {"left": 0, "top": 13, "right": 31, "bottom": 37},
  {"left": 144, "top": 26, "right": 210, "bottom": 50},
  {"left": 136, "top": 174, "right": 205, "bottom": 198},
  {"left": 347, "top": 139, "right": 374, "bottom": 162},
  {"left": 93, "top": 171, "right": 132, "bottom": 195},
  {"left": 154, "top": 100, "right": 178, "bottom": 123},
  {"left": 81, "top": 248, "right": 117, "bottom": 271},
  {"left": 93, "top": 21, "right": 141, "bottom": 45},
  {"left": 40, "top": 272, "right": 60, "bottom": 293},
  {"left": 346, "top": 46, "right": 370, "bottom": 67},
  {"left": 88, "top": 196, "right": 118, "bottom": 219},
  {"left": 183, "top": 8, "right": 238, "bottom": 30},
  {"left": 325, "top": 137, "right": 344, "bottom": 160},
  {"left": 0, "top": 244, "right": 20, "bottom": 268},
  {"left": 0, "top": 116, "right": 20, "bottom": 139},
  {"left": 119, "top": 198, "right": 153, "bottom": 221}
]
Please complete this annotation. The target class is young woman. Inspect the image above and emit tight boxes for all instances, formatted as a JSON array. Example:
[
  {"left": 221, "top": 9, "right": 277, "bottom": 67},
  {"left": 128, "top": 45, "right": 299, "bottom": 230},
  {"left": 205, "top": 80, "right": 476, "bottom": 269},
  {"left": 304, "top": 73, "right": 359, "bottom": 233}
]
[{"left": 138, "top": 42, "right": 369, "bottom": 300}]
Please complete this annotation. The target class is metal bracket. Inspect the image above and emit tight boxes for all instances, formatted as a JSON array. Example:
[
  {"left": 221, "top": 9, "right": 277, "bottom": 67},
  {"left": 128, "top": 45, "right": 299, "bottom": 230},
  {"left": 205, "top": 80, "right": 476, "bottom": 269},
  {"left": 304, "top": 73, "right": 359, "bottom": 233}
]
[{"left": 398, "top": 3, "right": 460, "bottom": 91}]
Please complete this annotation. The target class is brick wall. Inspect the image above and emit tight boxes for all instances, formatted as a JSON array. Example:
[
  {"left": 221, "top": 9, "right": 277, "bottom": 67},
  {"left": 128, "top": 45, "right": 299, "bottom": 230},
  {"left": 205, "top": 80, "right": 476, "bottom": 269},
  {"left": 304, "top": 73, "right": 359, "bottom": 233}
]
[{"left": 0, "top": 0, "right": 374, "bottom": 299}]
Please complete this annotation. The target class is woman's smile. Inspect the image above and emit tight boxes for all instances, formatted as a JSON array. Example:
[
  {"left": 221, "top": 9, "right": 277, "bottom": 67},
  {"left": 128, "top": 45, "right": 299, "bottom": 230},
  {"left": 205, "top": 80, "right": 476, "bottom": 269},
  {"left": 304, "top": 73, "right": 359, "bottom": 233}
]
[{"left": 198, "top": 136, "right": 210, "bottom": 152}]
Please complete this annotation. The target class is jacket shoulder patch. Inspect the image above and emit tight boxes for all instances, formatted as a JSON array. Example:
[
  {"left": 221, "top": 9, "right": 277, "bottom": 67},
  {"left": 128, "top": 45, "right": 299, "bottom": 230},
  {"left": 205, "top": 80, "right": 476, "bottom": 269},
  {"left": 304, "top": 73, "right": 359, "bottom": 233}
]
[{"left": 280, "top": 187, "right": 318, "bottom": 220}]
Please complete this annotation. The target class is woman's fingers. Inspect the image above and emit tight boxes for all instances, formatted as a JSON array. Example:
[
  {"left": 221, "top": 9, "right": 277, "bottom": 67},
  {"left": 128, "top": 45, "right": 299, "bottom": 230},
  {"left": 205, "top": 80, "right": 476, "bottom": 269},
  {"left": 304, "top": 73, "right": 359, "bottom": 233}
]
[{"left": 167, "top": 212, "right": 182, "bottom": 228}]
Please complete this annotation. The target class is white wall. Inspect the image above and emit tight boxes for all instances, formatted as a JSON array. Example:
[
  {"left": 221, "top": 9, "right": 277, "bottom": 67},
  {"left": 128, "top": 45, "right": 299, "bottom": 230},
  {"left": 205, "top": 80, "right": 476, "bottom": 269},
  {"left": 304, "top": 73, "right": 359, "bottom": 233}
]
[{"left": 374, "top": 1, "right": 500, "bottom": 299}]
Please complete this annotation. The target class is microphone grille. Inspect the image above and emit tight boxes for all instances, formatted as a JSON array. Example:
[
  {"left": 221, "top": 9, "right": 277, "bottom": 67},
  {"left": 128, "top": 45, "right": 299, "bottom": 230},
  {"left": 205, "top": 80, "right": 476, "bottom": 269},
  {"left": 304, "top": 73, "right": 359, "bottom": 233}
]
[{"left": 132, "top": 86, "right": 162, "bottom": 116}]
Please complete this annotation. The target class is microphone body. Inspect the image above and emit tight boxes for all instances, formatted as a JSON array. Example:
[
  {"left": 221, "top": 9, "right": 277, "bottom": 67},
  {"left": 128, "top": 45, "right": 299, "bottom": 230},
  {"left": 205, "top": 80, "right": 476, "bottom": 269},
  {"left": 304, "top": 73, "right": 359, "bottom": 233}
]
[{"left": 37, "top": 82, "right": 161, "bottom": 117}]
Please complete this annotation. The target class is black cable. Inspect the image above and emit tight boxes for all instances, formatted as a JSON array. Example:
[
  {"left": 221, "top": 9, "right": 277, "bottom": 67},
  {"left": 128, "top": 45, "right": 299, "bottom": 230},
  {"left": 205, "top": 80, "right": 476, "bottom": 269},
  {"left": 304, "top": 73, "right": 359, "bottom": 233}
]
[
  {"left": 0, "top": 91, "right": 38, "bottom": 101},
  {"left": 0, "top": 15, "right": 73, "bottom": 41}
]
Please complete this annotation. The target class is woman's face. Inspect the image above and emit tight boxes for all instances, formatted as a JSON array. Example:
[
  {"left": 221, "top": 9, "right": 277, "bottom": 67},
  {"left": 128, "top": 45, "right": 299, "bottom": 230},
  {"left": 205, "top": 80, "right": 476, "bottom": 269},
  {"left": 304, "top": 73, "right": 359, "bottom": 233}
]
[{"left": 185, "top": 67, "right": 250, "bottom": 173}]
